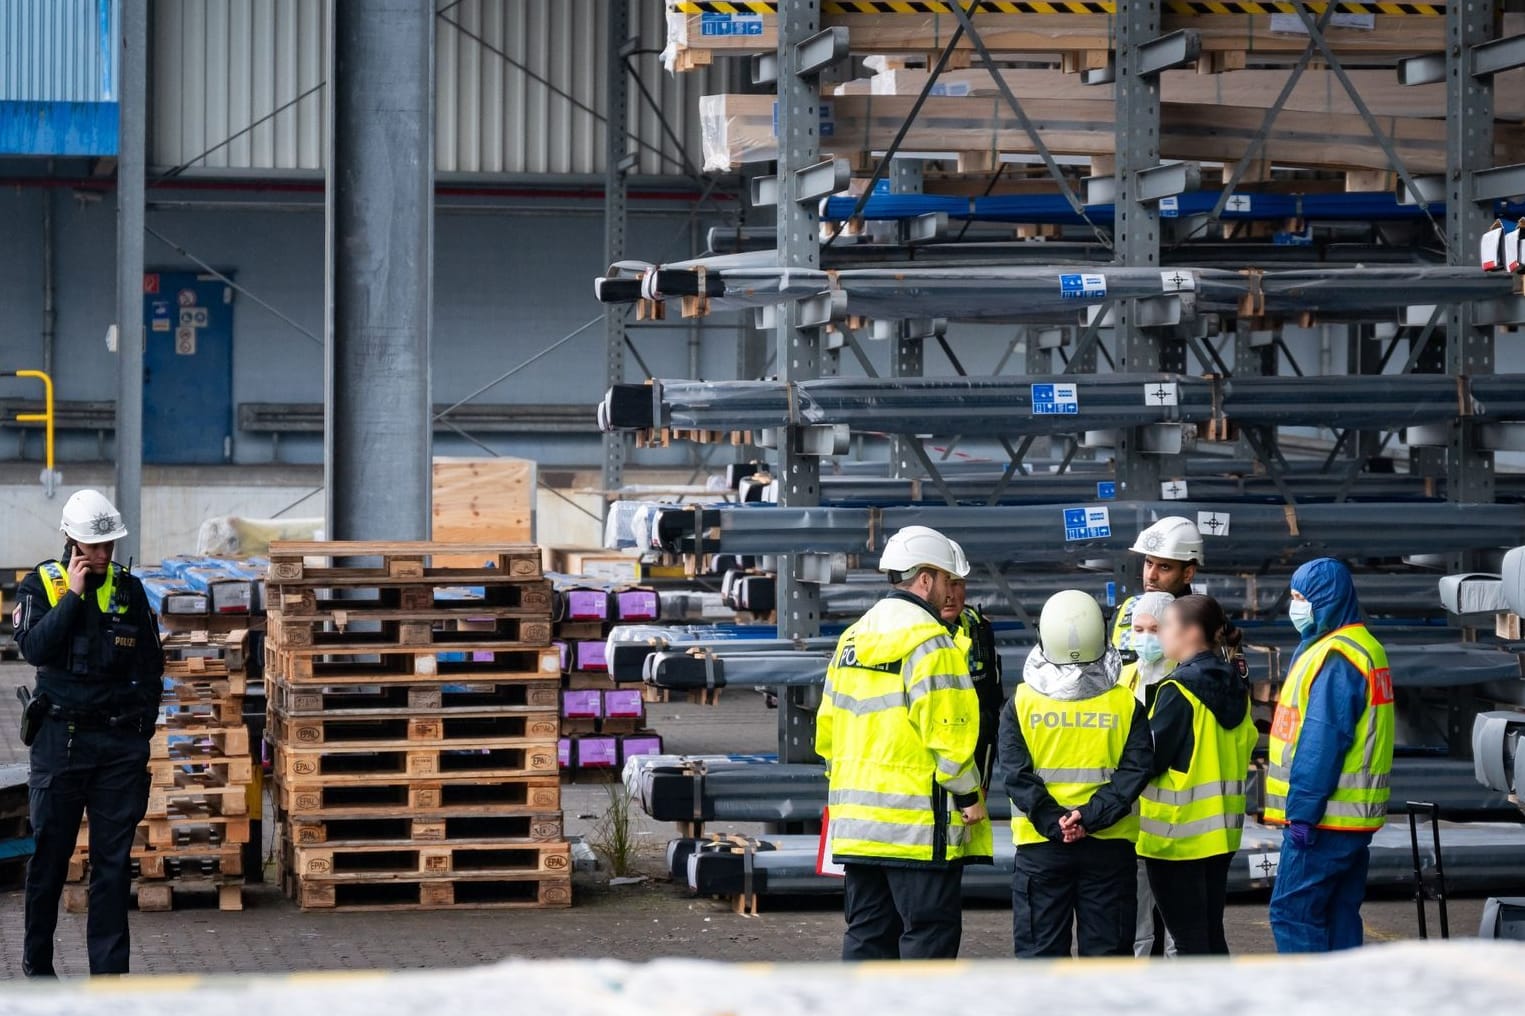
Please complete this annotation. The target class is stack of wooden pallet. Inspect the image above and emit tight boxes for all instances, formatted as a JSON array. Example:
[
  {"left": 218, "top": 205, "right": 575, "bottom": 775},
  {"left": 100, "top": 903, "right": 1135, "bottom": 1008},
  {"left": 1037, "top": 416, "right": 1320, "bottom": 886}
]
[
  {"left": 66, "top": 629, "right": 254, "bottom": 912},
  {"left": 264, "top": 541, "right": 570, "bottom": 911}
]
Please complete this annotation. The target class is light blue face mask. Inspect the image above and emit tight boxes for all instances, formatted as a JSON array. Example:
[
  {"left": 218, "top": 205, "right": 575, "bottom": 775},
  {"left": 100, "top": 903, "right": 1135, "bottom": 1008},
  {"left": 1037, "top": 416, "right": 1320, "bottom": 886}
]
[
  {"left": 1289, "top": 598, "right": 1315, "bottom": 635},
  {"left": 1134, "top": 632, "right": 1165, "bottom": 664}
]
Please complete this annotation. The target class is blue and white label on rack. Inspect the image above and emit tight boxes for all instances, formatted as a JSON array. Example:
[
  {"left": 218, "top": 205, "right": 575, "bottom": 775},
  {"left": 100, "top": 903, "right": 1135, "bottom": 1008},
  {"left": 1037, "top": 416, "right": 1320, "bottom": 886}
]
[
  {"left": 701, "top": 13, "right": 763, "bottom": 35},
  {"left": 1064, "top": 506, "right": 1112, "bottom": 542},
  {"left": 1031, "top": 382, "right": 1079, "bottom": 416},
  {"left": 1105, "top": 581, "right": 1118, "bottom": 607},
  {"left": 1197, "top": 510, "right": 1232, "bottom": 537},
  {"left": 1224, "top": 194, "right": 1253, "bottom": 214},
  {"left": 1096, "top": 481, "right": 1117, "bottom": 500},
  {"left": 1059, "top": 272, "right": 1107, "bottom": 300},
  {"left": 1159, "top": 195, "right": 1180, "bottom": 218}
]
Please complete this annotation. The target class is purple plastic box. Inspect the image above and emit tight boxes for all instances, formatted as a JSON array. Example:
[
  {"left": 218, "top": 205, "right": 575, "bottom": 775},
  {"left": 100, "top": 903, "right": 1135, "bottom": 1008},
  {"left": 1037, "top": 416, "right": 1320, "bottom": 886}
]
[
  {"left": 603, "top": 689, "right": 644, "bottom": 719},
  {"left": 577, "top": 737, "right": 618, "bottom": 768},
  {"left": 615, "top": 589, "right": 659, "bottom": 621},
  {"left": 558, "top": 738, "right": 572, "bottom": 768},
  {"left": 561, "top": 690, "right": 603, "bottom": 719},
  {"left": 563, "top": 589, "right": 610, "bottom": 621},
  {"left": 575, "top": 640, "right": 608, "bottom": 672},
  {"left": 620, "top": 735, "right": 663, "bottom": 763}
]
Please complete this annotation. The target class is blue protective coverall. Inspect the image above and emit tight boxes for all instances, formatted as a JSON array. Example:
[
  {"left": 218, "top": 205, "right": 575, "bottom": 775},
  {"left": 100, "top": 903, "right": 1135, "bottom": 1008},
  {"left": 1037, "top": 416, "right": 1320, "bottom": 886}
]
[{"left": 1268, "top": 558, "right": 1376, "bottom": 953}]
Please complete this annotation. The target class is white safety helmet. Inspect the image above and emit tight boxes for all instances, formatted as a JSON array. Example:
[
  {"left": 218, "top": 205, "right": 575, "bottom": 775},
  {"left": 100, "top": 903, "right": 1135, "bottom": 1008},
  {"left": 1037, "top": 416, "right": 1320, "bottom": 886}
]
[
  {"left": 1038, "top": 589, "right": 1107, "bottom": 665},
  {"left": 1130, "top": 515, "right": 1205, "bottom": 566},
  {"left": 60, "top": 488, "right": 128, "bottom": 545},
  {"left": 878, "top": 525, "right": 971, "bottom": 579}
]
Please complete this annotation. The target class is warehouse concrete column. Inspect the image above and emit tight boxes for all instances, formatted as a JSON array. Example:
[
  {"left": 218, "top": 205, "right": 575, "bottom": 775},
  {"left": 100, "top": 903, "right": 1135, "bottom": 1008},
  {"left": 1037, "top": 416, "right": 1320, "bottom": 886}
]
[
  {"left": 324, "top": 0, "right": 435, "bottom": 540},
  {"left": 114, "top": 0, "right": 147, "bottom": 563}
]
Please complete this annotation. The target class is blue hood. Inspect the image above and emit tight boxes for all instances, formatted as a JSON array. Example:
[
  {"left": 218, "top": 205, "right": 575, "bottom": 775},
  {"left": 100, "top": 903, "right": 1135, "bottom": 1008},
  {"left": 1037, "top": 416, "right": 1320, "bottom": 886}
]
[{"left": 1290, "top": 557, "right": 1362, "bottom": 642}]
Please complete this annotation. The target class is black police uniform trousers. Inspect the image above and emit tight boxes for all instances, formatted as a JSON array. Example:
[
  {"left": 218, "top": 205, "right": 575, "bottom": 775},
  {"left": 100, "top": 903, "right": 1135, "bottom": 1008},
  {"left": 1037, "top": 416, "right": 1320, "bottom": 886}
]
[
  {"left": 25, "top": 717, "right": 150, "bottom": 976},
  {"left": 1145, "top": 853, "right": 1234, "bottom": 955},
  {"left": 1012, "top": 838, "right": 1137, "bottom": 958},
  {"left": 842, "top": 862, "right": 964, "bottom": 960}
]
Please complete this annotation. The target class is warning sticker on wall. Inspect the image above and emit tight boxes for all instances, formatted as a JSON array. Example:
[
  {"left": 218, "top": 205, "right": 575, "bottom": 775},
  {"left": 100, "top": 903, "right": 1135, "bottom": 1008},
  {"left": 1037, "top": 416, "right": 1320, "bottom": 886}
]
[{"left": 175, "top": 326, "right": 197, "bottom": 356}]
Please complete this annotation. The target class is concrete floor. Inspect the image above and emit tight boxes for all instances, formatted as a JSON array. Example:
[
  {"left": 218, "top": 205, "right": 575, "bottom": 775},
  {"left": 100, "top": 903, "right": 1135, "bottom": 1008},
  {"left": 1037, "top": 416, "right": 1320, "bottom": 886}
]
[{"left": 0, "top": 661, "right": 1493, "bottom": 978}]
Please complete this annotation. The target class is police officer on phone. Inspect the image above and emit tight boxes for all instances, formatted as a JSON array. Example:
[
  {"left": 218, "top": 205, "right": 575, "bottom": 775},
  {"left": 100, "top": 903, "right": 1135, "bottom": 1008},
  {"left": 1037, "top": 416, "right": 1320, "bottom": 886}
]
[{"left": 13, "top": 489, "right": 162, "bottom": 977}]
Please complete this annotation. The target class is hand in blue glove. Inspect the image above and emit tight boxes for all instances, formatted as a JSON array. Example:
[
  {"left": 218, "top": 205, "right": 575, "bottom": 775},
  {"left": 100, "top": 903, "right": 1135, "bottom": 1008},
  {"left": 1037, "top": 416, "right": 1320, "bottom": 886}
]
[{"left": 1286, "top": 821, "right": 1316, "bottom": 849}]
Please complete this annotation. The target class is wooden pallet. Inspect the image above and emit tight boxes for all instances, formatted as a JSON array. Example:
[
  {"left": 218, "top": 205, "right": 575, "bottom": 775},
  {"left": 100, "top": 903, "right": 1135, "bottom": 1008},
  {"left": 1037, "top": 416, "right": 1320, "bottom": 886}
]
[
  {"left": 293, "top": 872, "right": 571, "bottom": 910},
  {"left": 266, "top": 541, "right": 542, "bottom": 585},
  {"left": 152, "top": 724, "right": 250, "bottom": 759},
  {"left": 159, "top": 614, "right": 265, "bottom": 637},
  {"left": 69, "top": 845, "right": 245, "bottom": 882},
  {"left": 269, "top": 581, "right": 553, "bottom": 618},
  {"left": 269, "top": 677, "right": 561, "bottom": 716},
  {"left": 268, "top": 708, "right": 559, "bottom": 748},
  {"left": 265, "top": 645, "right": 562, "bottom": 684},
  {"left": 161, "top": 695, "right": 246, "bottom": 727},
  {"left": 286, "top": 838, "right": 569, "bottom": 878},
  {"left": 64, "top": 880, "right": 244, "bottom": 913},
  {"left": 272, "top": 774, "right": 561, "bottom": 816},
  {"left": 149, "top": 753, "right": 254, "bottom": 788},
  {"left": 163, "top": 657, "right": 249, "bottom": 696},
  {"left": 274, "top": 742, "right": 559, "bottom": 782},
  {"left": 283, "top": 809, "right": 563, "bottom": 846},
  {"left": 162, "top": 629, "right": 250, "bottom": 668},
  {"left": 147, "top": 777, "right": 250, "bottom": 819},
  {"left": 267, "top": 613, "right": 552, "bottom": 651}
]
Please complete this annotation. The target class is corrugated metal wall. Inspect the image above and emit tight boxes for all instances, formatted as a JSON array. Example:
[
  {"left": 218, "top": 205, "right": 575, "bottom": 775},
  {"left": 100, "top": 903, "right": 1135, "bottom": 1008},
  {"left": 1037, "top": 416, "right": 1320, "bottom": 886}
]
[
  {"left": 150, "top": 0, "right": 720, "bottom": 176},
  {"left": 1, "top": 0, "right": 117, "bottom": 102}
]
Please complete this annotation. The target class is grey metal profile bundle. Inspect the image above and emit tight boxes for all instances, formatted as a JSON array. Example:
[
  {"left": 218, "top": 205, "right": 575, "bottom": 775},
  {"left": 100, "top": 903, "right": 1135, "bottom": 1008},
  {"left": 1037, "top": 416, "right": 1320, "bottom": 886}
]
[
  {"left": 600, "top": 374, "right": 1525, "bottom": 439},
  {"left": 641, "top": 501, "right": 1525, "bottom": 566},
  {"left": 675, "top": 821, "right": 1525, "bottom": 901},
  {"left": 594, "top": 262, "right": 1519, "bottom": 324}
]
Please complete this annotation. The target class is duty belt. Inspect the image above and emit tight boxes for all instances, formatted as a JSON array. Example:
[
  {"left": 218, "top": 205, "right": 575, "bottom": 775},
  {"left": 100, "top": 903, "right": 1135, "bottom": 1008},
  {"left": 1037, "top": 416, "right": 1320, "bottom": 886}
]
[{"left": 46, "top": 704, "right": 143, "bottom": 733}]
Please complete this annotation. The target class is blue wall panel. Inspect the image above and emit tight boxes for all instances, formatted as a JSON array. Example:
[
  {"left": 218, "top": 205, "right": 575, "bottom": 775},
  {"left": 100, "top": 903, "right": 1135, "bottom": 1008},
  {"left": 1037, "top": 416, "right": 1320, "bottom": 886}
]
[{"left": 0, "top": 100, "right": 118, "bottom": 155}]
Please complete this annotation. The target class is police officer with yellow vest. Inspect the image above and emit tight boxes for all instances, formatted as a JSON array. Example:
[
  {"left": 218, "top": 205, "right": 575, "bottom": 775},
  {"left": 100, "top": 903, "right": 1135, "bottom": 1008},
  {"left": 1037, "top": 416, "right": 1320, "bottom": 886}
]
[
  {"left": 1265, "top": 558, "right": 1394, "bottom": 953},
  {"left": 1138, "top": 594, "right": 1256, "bottom": 956},
  {"left": 13, "top": 490, "right": 163, "bottom": 977},
  {"left": 817, "top": 526, "right": 993, "bottom": 961},
  {"left": 1000, "top": 590, "right": 1152, "bottom": 958},
  {"left": 937, "top": 545, "right": 1004, "bottom": 791}
]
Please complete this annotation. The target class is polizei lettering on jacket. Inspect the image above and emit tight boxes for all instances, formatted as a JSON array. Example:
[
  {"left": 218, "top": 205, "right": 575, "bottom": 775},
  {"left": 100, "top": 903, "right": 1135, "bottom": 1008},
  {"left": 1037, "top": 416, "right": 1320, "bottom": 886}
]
[{"left": 1028, "top": 710, "right": 1118, "bottom": 730}]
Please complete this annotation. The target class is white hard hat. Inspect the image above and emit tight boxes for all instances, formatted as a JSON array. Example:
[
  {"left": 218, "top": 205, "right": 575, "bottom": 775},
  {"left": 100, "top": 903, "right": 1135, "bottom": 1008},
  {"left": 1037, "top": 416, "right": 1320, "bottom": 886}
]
[
  {"left": 1039, "top": 589, "right": 1107, "bottom": 665},
  {"left": 878, "top": 526, "right": 970, "bottom": 578},
  {"left": 1130, "top": 515, "right": 1205, "bottom": 566},
  {"left": 60, "top": 489, "right": 128, "bottom": 544}
]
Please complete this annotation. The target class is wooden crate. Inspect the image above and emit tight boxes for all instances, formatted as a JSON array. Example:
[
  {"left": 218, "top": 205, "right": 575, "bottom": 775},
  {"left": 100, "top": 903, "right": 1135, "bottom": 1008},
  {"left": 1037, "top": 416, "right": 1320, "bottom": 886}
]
[
  {"left": 268, "top": 707, "right": 559, "bottom": 749},
  {"left": 293, "top": 872, "right": 571, "bottom": 911},
  {"left": 274, "top": 742, "right": 559, "bottom": 783},
  {"left": 269, "top": 677, "right": 561, "bottom": 717},
  {"left": 272, "top": 774, "right": 561, "bottom": 817},
  {"left": 431, "top": 458, "right": 534, "bottom": 567},
  {"left": 265, "top": 541, "right": 541, "bottom": 585},
  {"left": 265, "top": 644, "right": 562, "bottom": 685},
  {"left": 286, "top": 839, "right": 569, "bottom": 879}
]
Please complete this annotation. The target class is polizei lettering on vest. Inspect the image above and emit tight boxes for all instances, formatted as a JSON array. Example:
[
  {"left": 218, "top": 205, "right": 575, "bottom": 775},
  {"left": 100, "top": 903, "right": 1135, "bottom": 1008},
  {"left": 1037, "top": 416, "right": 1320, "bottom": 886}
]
[{"left": 1028, "top": 711, "right": 1117, "bottom": 730}]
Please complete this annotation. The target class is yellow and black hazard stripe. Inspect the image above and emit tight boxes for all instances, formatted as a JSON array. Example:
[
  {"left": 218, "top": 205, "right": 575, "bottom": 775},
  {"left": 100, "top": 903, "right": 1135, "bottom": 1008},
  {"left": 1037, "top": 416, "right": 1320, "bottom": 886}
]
[{"left": 674, "top": 1, "right": 1441, "bottom": 16}]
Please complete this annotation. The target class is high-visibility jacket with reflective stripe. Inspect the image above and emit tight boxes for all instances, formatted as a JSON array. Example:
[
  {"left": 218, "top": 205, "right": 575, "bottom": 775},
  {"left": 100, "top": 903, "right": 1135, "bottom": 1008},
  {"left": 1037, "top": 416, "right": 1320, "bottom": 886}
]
[
  {"left": 1010, "top": 681, "right": 1139, "bottom": 846},
  {"left": 38, "top": 560, "right": 128, "bottom": 614},
  {"left": 1136, "top": 681, "right": 1256, "bottom": 860},
  {"left": 816, "top": 595, "right": 992, "bottom": 867},
  {"left": 1264, "top": 624, "right": 1394, "bottom": 832}
]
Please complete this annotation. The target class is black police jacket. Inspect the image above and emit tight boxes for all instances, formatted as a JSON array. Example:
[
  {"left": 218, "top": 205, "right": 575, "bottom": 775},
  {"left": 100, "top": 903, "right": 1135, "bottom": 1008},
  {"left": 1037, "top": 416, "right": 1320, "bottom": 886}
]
[{"left": 13, "top": 562, "right": 164, "bottom": 725}]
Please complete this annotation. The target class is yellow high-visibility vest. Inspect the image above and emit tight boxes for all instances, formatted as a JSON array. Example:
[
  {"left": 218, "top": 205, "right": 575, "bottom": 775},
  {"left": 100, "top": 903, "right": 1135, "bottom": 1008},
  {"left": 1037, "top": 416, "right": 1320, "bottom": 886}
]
[
  {"left": 817, "top": 597, "right": 992, "bottom": 866},
  {"left": 1009, "top": 681, "right": 1138, "bottom": 846},
  {"left": 1136, "top": 681, "right": 1256, "bottom": 860},
  {"left": 38, "top": 560, "right": 128, "bottom": 614},
  {"left": 1263, "top": 624, "right": 1394, "bottom": 832}
]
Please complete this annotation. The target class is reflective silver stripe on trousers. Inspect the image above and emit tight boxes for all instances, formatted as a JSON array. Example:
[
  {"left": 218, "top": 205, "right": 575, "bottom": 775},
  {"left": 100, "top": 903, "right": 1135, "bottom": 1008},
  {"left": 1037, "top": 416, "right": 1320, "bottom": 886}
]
[
  {"left": 829, "top": 788, "right": 930, "bottom": 812},
  {"left": 1142, "top": 780, "right": 1246, "bottom": 806},
  {"left": 829, "top": 689, "right": 906, "bottom": 716},
  {"left": 829, "top": 816, "right": 937, "bottom": 848},
  {"left": 905, "top": 671, "right": 972, "bottom": 706},
  {"left": 1138, "top": 812, "right": 1246, "bottom": 840},
  {"left": 1036, "top": 766, "right": 1114, "bottom": 784}
]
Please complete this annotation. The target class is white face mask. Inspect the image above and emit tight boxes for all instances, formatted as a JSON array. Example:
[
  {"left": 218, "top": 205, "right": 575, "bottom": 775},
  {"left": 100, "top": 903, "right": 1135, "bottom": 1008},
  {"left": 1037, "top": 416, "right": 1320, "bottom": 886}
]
[{"left": 1289, "top": 598, "right": 1315, "bottom": 634}]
